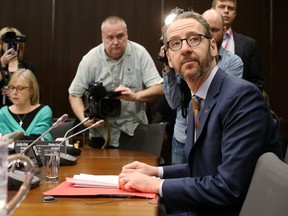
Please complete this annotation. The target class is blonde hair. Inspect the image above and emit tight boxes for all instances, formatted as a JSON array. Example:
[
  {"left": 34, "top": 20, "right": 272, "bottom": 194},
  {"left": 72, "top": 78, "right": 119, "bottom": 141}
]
[
  {"left": 8, "top": 69, "right": 40, "bottom": 105},
  {"left": 0, "top": 27, "right": 25, "bottom": 60}
]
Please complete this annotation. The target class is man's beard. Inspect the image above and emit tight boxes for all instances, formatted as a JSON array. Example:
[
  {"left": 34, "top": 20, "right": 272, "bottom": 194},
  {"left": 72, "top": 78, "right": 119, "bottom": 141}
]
[{"left": 182, "top": 51, "right": 213, "bottom": 82}]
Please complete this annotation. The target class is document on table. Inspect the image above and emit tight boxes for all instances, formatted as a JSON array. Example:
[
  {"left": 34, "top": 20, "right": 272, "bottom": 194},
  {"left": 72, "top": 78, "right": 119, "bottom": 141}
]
[
  {"left": 43, "top": 174, "right": 156, "bottom": 198},
  {"left": 66, "top": 174, "right": 119, "bottom": 188}
]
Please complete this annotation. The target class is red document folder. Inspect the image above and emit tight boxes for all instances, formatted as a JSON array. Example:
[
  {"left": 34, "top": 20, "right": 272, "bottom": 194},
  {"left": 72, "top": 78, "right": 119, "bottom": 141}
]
[{"left": 43, "top": 181, "right": 156, "bottom": 198}]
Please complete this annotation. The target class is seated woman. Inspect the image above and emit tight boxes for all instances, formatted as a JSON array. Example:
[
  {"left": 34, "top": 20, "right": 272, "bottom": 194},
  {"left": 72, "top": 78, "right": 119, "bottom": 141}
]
[{"left": 0, "top": 69, "right": 53, "bottom": 140}]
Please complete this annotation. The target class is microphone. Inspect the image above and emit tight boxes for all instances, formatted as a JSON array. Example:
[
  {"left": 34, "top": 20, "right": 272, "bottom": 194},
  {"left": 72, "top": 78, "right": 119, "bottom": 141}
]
[
  {"left": 52, "top": 113, "right": 69, "bottom": 128},
  {"left": 57, "top": 117, "right": 89, "bottom": 154},
  {"left": 5, "top": 131, "right": 24, "bottom": 141},
  {"left": 64, "top": 117, "right": 90, "bottom": 139},
  {"left": 18, "top": 114, "right": 68, "bottom": 156},
  {"left": 1, "top": 131, "right": 23, "bottom": 151},
  {"left": 8, "top": 114, "right": 69, "bottom": 190},
  {"left": 20, "top": 114, "right": 69, "bottom": 155},
  {"left": 57, "top": 119, "right": 105, "bottom": 166},
  {"left": 59, "top": 119, "right": 105, "bottom": 147}
]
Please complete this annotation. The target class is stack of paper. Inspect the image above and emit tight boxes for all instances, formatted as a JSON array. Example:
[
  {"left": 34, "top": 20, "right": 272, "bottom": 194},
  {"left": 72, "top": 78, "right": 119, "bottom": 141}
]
[
  {"left": 43, "top": 173, "right": 156, "bottom": 198},
  {"left": 66, "top": 174, "right": 119, "bottom": 188}
]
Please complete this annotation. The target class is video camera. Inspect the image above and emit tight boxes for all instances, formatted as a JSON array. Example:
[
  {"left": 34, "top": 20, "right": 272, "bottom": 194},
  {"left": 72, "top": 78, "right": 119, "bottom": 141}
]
[
  {"left": 84, "top": 81, "right": 121, "bottom": 119},
  {"left": 0, "top": 31, "right": 27, "bottom": 51}
]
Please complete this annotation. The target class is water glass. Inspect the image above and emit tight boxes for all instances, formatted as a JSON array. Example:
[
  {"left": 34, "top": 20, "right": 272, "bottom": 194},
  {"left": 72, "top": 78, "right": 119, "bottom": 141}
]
[{"left": 44, "top": 148, "right": 60, "bottom": 183}]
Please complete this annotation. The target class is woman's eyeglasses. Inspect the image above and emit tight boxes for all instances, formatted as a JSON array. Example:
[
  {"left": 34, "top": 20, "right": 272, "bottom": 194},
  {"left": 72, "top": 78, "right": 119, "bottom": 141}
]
[{"left": 7, "top": 86, "right": 30, "bottom": 93}]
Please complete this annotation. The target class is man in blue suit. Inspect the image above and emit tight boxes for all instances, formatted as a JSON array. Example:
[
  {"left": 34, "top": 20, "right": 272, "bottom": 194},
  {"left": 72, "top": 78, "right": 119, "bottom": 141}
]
[
  {"left": 118, "top": 11, "right": 282, "bottom": 215},
  {"left": 212, "top": 0, "right": 265, "bottom": 90}
]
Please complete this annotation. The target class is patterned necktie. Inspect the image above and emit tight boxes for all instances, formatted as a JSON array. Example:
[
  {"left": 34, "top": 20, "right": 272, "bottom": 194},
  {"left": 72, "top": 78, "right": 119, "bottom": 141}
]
[
  {"left": 192, "top": 96, "right": 202, "bottom": 132},
  {"left": 224, "top": 32, "right": 229, "bottom": 40}
]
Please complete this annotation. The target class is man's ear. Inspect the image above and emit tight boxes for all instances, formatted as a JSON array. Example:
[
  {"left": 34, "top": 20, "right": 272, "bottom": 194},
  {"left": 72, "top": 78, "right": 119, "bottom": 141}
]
[{"left": 210, "top": 38, "right": 218, "bottom": 57}]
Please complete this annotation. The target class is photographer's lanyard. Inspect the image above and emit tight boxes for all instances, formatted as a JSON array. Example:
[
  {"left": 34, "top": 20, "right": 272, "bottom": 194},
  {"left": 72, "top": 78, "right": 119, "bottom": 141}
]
[{"left": 105, "top": 56, "right": 126, "bottom": 88}]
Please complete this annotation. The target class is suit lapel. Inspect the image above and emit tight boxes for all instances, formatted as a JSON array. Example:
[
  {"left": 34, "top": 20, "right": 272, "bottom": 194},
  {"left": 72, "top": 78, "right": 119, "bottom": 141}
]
[
  {"left": 188, "top": 69, "right": 226, "bottom": 152},
  {"left": 233, "top": 32, "right": 244, "bottom": 58}
]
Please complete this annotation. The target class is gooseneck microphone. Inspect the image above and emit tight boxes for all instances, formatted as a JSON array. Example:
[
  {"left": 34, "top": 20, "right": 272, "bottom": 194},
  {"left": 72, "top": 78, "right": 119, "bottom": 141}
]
[
  {"left": 59, "top": 117, "right": 89, "bottom": 154},
  {"left": 4, "top": 131, "right": 24, "bottom": 142},
  {"left": 20, "top": 114, "right": 69, "bottom": 155},
  {"left": 56, "top": 119, "right": 104, "bottom": 166},
  {"left": 58, "top": 119, "right": 105, "bottom": 149},
  {"left": 52, "top": 113, "right": 69, "bottom": 128},
  {"left": 63, "top": 117, "right": 90, "bottom": 140},
  {"left": 8, "top": 114, "right": 69, "bottom": 190}
]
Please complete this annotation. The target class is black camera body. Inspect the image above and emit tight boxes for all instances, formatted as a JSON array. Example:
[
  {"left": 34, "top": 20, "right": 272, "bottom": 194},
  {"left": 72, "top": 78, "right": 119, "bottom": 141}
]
[
  {"left": 84, "top": 81, "right": 121, "bottom": 119},
  {"left": 1, "top": 31, "right": 27, "bottom": 51}
]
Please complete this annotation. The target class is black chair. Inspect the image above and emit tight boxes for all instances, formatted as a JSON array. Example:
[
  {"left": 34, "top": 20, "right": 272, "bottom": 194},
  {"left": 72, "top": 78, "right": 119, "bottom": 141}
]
[
  {"left": 51, "top": 118, "right": 76, "bottom": 141},
  {"left": 285, "top": 145, "right": 288, "bottom": 164},
  {"left": 118, "top": 122, "right": 168, "bottom": 164},
  {"left": 239, "top": 152, "right": 288, "bottom": 216}
]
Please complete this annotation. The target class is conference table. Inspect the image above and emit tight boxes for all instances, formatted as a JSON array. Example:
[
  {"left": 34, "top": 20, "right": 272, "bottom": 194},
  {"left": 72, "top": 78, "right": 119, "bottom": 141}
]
[{"left": 9, "top": 147, "right": 160, "bottom": 216}]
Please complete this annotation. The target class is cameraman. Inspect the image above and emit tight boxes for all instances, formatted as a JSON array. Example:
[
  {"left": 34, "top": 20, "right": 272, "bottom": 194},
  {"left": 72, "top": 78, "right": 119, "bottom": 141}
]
[
  {"left": 0, "top": 27, "right": 38, "bottom": 108},
  {"left": 69, "top": 16, "right": 163, "bottom": 148}
]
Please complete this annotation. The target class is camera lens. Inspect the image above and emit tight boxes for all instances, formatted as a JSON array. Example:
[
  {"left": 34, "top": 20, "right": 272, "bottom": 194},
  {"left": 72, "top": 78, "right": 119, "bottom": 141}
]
[{"left": 100, "top": 99, "right": 121, "bottom": 118}]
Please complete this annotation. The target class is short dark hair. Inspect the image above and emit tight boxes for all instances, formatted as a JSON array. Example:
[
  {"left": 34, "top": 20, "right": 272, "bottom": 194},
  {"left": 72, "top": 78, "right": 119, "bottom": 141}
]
[
  {"left": 212, "top": 0, "right": 237, "bottom": 10},
  {"left": 162, "top": 10, "right": 213, "bottom": 51}
]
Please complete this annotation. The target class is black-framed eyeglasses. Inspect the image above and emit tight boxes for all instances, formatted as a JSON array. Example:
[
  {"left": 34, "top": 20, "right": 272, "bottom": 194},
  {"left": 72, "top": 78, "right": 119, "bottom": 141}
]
[
  {"left": 7, "top": 86, "right": 30, "bottom": 93},
  {"left": 167, "top": 34, "right": 211, "bottom": 51}
]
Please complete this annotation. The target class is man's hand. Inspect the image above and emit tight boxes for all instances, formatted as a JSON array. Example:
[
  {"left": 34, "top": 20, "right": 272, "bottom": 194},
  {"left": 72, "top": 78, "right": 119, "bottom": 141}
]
[
  {"left": 118, "top": 172, "right": 162, "bottom": 193},
  {"left": 114, "top": 85, "right": 137, "bottom": 102},
  {"left": 120, "top": 161, "right": 159, "bottom": 176}
]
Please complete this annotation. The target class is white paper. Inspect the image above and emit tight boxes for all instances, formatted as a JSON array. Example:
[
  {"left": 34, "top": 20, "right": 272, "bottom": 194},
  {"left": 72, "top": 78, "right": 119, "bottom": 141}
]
[{"left": 66, "top": 173, "right": 119, "bottom": 188}]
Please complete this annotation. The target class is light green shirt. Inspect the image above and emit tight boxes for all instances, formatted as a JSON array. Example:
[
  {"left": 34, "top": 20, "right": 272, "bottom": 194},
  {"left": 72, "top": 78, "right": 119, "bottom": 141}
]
[{"left": 69, "top": 41, "right": 162, "bottom": 147}]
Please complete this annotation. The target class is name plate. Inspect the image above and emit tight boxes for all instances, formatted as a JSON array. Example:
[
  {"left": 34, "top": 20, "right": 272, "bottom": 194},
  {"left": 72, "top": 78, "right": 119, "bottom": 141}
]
[{"left": 14, "top": 140, "right": 65, "bottom": 157}]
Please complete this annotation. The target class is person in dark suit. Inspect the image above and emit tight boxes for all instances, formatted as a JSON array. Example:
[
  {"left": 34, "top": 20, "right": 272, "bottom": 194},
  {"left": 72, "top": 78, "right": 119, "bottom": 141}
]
[
  {"left": 118, "top": 11, "right": 282, "bottom": 216},
  {"left": 212, "top": 0, "right": 265, "bottom": 90}
]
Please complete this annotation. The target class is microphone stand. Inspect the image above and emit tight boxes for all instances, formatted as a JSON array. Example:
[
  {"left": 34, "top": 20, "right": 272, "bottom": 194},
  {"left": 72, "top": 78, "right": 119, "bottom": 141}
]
[
  {"left": 59, "top": 117, "right": 90, "bottom": 154},
  {"left": 57, "top": 119, "right": 105, "bottom": 151},
  {"left": 20, "top": 114, "right": 69, "bottom": 155},
  {"left": 8, "top": 114, "right": 69, "bottom": 190}
]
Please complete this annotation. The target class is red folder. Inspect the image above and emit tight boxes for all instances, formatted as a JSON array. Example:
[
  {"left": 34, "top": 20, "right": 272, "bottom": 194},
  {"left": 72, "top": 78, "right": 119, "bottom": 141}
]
[{"left": 43, "top": 181, "right": 156, "bottom": 198}]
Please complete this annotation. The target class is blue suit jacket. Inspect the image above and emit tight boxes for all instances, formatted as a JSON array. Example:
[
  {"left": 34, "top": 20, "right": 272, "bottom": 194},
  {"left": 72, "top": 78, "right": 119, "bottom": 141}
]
[
  {"left": 233, "top": 31, "right": 265, "bottom": 90},
  {"left": 161, "top": 69, "right": 282, "bottom": 216}
]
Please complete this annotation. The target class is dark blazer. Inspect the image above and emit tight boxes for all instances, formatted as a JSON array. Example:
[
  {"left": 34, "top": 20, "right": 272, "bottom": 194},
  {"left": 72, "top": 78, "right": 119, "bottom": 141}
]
[
  {"left": 161, "top": 69, "right": 282, "bottom": 216},
  {"left": 233, "top": 31, "right": 265, "bottom": 90}
]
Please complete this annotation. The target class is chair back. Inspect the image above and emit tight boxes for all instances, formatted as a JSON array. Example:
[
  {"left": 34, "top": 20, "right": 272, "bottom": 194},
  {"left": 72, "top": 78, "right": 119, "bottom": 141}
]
[
  {"left": 239, "top": 152, "right": 288, "bottom": 216},
  {"left": 285, "top": 147, "right": 288, "bottom": 164},
  {"left": 118, "top": 122, "right": 168, "bottom": 159},
  {"left": 51, "top": 118, "right": 76, "bottom": 141}
]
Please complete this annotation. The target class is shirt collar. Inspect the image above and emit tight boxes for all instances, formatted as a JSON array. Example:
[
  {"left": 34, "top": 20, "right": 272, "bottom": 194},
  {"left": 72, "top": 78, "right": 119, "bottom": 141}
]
[{"left": 192, "top": 65, "right": 218, "bottom": 100}]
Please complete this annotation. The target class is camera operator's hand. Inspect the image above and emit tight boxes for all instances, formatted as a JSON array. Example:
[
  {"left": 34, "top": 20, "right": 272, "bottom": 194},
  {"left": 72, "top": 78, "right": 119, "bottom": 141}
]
[
  {"left": 1, "top": 48, "right": 17, "bottom": 68},
  {"left": 83, "top": 118, "right": 105, "bottom": 129},
  {"left": 114, "top": 85, "right": 137, "bottom": 102}
]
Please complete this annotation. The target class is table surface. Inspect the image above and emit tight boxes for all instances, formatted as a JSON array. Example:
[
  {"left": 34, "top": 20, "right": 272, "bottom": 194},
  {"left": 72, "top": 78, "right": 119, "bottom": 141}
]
[{"left": 9, "top": 148, "right": 159, "bottom": 216}]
